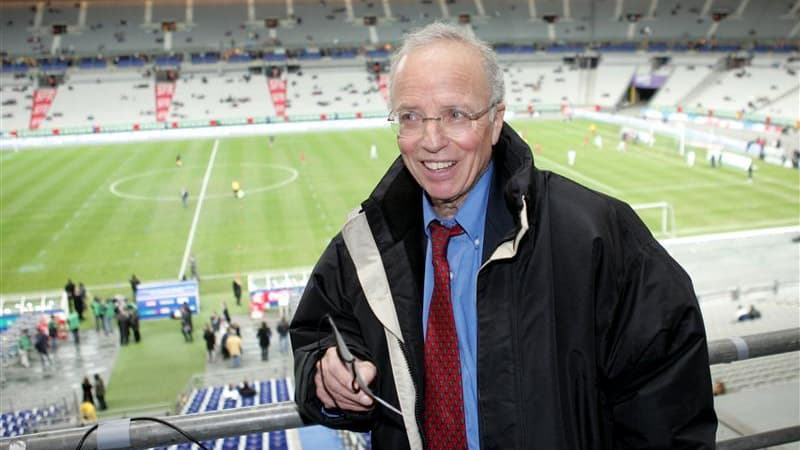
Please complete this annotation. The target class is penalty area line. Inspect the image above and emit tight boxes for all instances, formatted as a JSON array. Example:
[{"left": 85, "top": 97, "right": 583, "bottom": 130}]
[{"left": 179, "top": 139, "right": 219, "bottom": 279}]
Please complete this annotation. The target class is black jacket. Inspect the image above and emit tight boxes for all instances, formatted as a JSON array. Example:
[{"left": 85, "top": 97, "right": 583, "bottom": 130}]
[{"left": 291, "top": 123, "right": 717, "bottom": 449}]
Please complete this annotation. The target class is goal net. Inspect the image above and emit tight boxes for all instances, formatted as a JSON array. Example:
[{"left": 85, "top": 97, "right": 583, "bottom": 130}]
[{"left": 632, "top": 202, "right": 676, "bottom": 238}]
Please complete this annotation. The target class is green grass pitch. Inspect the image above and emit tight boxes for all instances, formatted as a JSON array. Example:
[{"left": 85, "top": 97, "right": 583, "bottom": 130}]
[
  {"left": 2, "top": 119, "right": 798, "bottom": 295},
  {"left": 1, "top": 119, "right": 797, "bottom": 412}
]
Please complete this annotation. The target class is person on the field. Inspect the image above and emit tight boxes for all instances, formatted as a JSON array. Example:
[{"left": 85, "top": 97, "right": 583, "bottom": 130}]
[
  {"left": 290, "top": 22, "right": 716, "bottom": 449},
  {"left": 232, "top": 180, "right": 241, "bottom": 198}
]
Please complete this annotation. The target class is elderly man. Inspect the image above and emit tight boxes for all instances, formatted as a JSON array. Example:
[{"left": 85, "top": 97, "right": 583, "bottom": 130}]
[{"left": 291, "top": 22, "right": 716, "bottom": 450}]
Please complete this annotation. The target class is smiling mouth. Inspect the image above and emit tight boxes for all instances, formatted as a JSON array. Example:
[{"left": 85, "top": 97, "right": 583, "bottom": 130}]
[{"left": 423, "top": 160, "right": 456, "bottom": 171}]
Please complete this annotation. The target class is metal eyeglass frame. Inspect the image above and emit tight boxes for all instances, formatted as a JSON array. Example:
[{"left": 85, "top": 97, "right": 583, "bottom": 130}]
[
  {"left": 386, "top": 101, "right": 498, "bottom": 138},
  {"left": 325, "top": 314, "right": 402, "bottom": 416}
]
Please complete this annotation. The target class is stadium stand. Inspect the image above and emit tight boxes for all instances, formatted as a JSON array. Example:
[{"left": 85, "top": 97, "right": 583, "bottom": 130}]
[
  {"left": 167, "top": 378, "right": 294, "bottom": 450},
  {"left": 1, "top": 404, "right": 74, "bottom": 438},
  {"left": 684, "top": 64, "right": 799, "bottom": 114},
  {"left": 47, "top": 68, "right": 155, "bottom": 128},
  {"left": 285, "top": 64, "right": 386, "bottom": 117},
  {"left": 168, "top": 69, "right": 277, "bottom": 122},
  {"left": 0, "top": 74, "right": 34, "bottom": 132},
  {"left": 649, "top": 57, "right": 716, "bottom": 108}
]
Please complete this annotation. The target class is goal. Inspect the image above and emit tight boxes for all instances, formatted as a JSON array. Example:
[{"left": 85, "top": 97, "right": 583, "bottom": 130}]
[{"left": 632, "top": 202, "right": 676, "bottom": 238}]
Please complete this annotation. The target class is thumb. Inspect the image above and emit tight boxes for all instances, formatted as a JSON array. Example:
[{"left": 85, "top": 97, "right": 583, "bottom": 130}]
[{"left": 355, "top": 360, "right": 377, "bottom": 386}]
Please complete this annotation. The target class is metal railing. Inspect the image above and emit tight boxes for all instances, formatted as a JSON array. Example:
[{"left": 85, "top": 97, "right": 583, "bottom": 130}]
[{"left": 2, "top": 328, "right": 798, "bottom": 450}]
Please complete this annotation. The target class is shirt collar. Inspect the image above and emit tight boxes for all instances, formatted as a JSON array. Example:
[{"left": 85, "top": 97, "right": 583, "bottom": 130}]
[{"left": 422, "top": 161, "right": 494, "bottom": 242}]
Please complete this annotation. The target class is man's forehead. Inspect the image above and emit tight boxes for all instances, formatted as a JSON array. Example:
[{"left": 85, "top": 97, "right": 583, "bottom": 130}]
[{"left": 392, "top": 42, "right": 488, "bottom": 107}]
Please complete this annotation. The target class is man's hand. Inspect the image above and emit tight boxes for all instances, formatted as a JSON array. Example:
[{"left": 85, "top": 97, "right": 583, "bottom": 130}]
[{"left": 315, "top": 346, "right": 377, "bottom": 412}]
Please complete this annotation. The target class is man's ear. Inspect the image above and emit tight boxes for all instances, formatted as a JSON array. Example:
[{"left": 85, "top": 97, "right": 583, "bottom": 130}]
[{"left": 491, "top": 102, "right": 506, "bottom": 145}]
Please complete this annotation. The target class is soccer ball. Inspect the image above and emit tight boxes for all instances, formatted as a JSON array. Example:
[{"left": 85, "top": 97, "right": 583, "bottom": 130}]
[{"left": 237, "top": 190, "right": 245, "bottom": 198}]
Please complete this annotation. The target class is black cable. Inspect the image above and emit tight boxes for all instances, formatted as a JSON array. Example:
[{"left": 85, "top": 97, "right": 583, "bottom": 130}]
[
  {"left": 131, "top": 417, "right": 210, "bottom": 450},
  {"left": 74, "top": 423, "right": 98, "bottom": 450},
  {"left": 74, "top": 416, "right": 210, "bottom": 450}
]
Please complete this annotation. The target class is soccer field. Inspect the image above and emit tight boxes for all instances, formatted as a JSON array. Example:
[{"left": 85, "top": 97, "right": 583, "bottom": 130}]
[{"left": 1, "top": 119, "right": 798, "bottom": 296}]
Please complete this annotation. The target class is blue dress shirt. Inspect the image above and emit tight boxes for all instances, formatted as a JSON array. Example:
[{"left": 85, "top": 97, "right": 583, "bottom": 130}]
[{"left": 422, "top": 162, "right": 493, "bottom": 450}]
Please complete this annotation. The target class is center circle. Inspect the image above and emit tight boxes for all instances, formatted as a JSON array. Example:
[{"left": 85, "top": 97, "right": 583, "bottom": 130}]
[{"left": 109, "top": 164, "right": 299, "bottom": 201}]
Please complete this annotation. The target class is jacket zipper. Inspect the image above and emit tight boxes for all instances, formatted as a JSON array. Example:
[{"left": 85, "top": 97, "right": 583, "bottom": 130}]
[{"left": 398, "top": 337, "right": 425, "bottom": 448}]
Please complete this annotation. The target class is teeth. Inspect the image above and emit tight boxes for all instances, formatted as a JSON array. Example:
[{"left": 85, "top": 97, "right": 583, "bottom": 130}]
[{"left": 424, "top": 161, "right": 456, "bottom": 170}]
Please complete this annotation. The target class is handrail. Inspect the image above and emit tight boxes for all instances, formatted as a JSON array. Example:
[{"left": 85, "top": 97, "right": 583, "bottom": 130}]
[
  {"left": 717, "top": 425, "right": 800, "bottom": 450},
  {"left": 707, "top": 328, "right": 800, "bottom": 365},
  {"left": 2, "top": 328, "right": 798, "bottom": 450}
]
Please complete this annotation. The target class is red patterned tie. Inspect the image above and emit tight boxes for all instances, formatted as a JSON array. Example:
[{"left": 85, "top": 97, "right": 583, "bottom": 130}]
[{"left": 424, "top": 221, "right": 467, "bottom": 450}]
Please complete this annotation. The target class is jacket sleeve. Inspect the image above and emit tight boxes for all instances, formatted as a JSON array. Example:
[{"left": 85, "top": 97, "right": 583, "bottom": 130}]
[
  {"left": 290, "top": 234, "right": 378, "bottom": 431},
  {"left": 597, "top": 203, "right": 717, "bottom": 449}
]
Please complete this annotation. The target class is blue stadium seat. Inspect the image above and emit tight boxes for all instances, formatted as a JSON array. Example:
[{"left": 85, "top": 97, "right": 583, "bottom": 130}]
[
  {"left": 259, "top": 381, "right": 272, "bottom": 404},
  {"left": 221, "top": 436, "right": 240, "bottom": 449},
  {"left": 269, "top": 430, "right": 288, "bottom": 450}
]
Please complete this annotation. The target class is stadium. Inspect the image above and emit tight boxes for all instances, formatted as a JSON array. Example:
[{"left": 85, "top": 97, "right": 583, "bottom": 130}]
[{"left": 0, "top": 0, "right": 798, "bottom": 448}]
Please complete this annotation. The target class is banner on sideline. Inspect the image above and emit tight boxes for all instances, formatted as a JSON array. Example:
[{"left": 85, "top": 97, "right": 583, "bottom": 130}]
[{"left": 136, "top": 280, "right": 199, "bottom": 320}]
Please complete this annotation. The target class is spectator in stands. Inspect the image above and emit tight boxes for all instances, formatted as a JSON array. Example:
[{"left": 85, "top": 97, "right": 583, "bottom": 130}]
[
  {"left": 256, "top": 321, "right": 272, "bottom": 361},
  {"left": 180, "top": 302, "right": 193, "bottom": 342},
  {"left": 81, "top": 376, "right": 94, "bottom": 405},
  {"left": 220, "top": 324, "right": 231, "bottom": 360},
  {"left": 18, "top": 329, "right": 31, "bottom": 368},
  {"left": 34, "top": 328, "right": 51, "bottom": 368},
  {"left": 129, "top": 274, "right": 140, "bottom": 300},
  {"left": 210, "top": 312, "right": 221, "bottom": 332},
  {"left": 290, "top": 22, "right": 716, "bottom": 449},
  {"left": 232, "top": 275, "right": 243, "bottom": 306},
  {"left": 117, "top": 302, "right": 131, "bottom": 346},
  {"left": 130, "top": 305, "right": 141, "bottom": 343},
  {"left": 74, "top": 282, "right": 87, "bottom": 320},
  {"left": 64, "top": 279, "right": 75, "bottom": 308},
  {"left": 226, "top": 325, "right": 243, "bottom": 368},
  {"left": 222, "top": 301, "right": 231, "bottom": 324},
  {"left": 91, "top": 297, "right": 104, "bottom": 333},
  {"left": 203, "top": 324, "right": 216, "bottom": 362},
  {"left": 79, "top": 400, "right": 97, "bottom": 425},
  {"left": 277, "top": 316, "right": 290, "bottom": 354},
  {"left": 67, "top": 309, "right": 80, "bottom": 346},
  {"left": 103, "top": 297, "right": 115, "bottom": 336},
  {"left": 238, "top": 380, "right": 256, "bottom": 398},
  {"left": 94, "top": 374, "right": 107, "bottom": 411},
  {"left": 47, "top": 314, "right": 59, "bottom": 352},
  {"left": 737, "top": 304, "right": 761, "bottom": 321},
  {"left": 222, "top": 383, "right": 239, "bottom": 401}
]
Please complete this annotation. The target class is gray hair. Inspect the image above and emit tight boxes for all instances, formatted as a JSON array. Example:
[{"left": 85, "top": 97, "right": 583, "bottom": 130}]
[{"left": 388, "top": 22, "right": 505, "bottom": 106}]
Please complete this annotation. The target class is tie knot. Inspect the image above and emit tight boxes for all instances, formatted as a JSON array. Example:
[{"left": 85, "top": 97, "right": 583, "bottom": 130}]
[{"left": 429, "top": 221, "right": 464, "bottom": 247}]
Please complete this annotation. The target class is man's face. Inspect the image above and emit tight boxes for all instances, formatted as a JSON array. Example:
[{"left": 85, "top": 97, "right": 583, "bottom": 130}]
[{"left": 391, "top": 41, "right": 505, "bottom": 218}]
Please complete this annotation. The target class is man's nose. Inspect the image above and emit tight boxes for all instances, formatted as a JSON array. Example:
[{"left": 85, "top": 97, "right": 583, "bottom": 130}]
[{"left": 420, "top": 118, "right": 446, "bottom": 150}]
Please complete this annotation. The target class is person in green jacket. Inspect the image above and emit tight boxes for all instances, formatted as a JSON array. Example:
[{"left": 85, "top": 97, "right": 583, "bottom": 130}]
[
  {"left": 67, "top": 310, "right": 80, "bottom": 345},
  {"left": 103, "top": 298, "right": 116, "bottom": 336},
  {"left": 91, "top": 297, "right": 104, "bottom": 333},
  {"left": 18, "top": 329, "right": 31, "bottom": 368}
]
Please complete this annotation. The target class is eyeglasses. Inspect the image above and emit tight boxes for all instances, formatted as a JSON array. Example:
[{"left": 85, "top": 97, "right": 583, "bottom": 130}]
[
  {"left": 324, "top": 314, "right": 402, "bottom": 416},
  {"left": 387, "top": 102, "right": 498, "bottom": 139}
]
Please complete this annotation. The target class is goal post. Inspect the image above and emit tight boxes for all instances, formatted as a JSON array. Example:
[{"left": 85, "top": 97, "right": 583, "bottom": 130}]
[{"left": 632, "top": 201, "right": 676, "bottom": 238}]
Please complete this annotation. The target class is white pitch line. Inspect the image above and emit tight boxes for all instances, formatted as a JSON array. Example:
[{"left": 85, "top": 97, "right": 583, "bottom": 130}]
[
  {"left": 179, "top": 139, "right": 219, "bottom": 279},
  {"left": 536, "top": 154, "right": 621, "bottom": 195}
]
